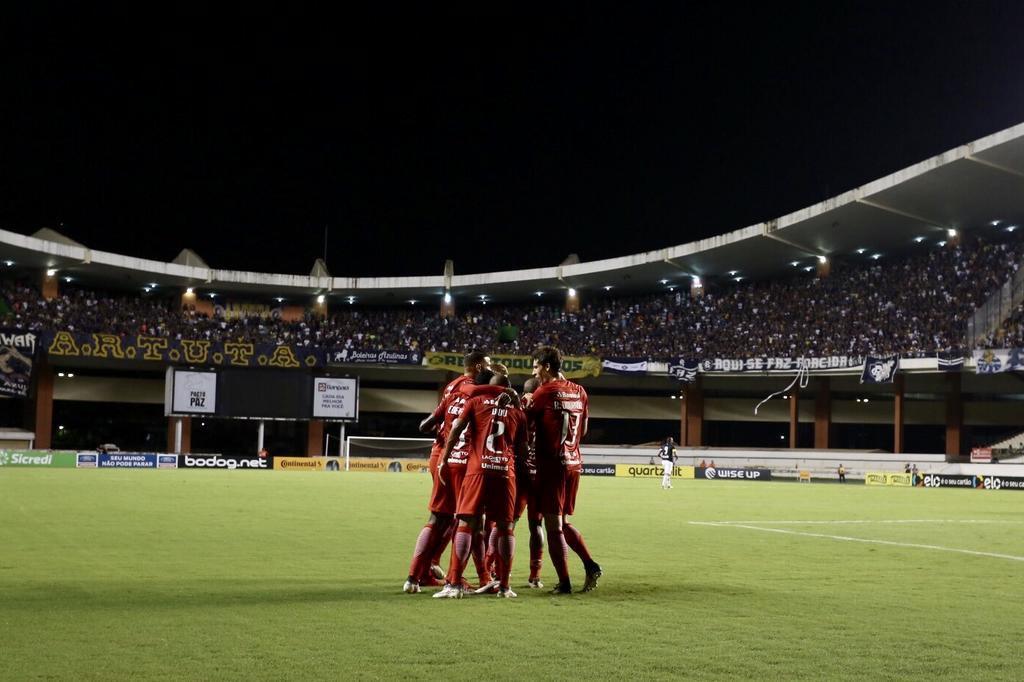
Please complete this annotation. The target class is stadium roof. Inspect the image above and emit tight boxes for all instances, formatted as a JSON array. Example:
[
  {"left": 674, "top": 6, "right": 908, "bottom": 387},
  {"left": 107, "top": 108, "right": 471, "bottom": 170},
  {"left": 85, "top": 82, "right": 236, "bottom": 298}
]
[{"left": 3, "top": 122, "right": 1024, "bottom": 305}]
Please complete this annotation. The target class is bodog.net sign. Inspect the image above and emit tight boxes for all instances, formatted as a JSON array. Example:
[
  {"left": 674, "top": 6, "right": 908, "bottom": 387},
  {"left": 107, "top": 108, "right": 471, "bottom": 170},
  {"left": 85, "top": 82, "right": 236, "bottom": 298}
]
[
  {"left": 274, "top": 457, "right": 325, "bottom": 471},
  {"left": 614, "top": 464, "right": 695, "bottom": 479}
]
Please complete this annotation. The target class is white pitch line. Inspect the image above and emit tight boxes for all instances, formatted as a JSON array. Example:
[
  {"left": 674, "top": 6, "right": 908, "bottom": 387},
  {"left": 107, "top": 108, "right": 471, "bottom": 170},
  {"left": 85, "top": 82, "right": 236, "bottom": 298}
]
[
  {"left": 688, "top": 521, "right": 1024, "bottom": 563},
  {"left": 696, "top": 519, "right": 1023, "bottom": 525}
]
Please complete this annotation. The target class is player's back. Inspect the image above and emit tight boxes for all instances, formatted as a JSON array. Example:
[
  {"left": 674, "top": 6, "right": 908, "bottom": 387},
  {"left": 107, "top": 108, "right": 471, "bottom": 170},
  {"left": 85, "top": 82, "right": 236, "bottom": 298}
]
[
  {"left": 462, "top": 387, "right": 524, "bottom": 477},
  {"left": 529, "top": 379, "right": 588, "bottom": 470}
]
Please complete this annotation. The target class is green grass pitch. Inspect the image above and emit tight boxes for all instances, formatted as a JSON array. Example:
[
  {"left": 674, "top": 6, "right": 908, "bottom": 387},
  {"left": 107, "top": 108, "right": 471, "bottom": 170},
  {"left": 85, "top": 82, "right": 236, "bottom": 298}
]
[{"left": 2, "top": 469, "right": 1022, "bottom": 680}]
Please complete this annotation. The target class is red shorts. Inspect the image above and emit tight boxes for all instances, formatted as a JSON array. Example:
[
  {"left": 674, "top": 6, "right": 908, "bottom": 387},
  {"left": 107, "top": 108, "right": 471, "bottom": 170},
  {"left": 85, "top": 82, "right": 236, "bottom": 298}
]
[
  {"left": 513, "top": 474, "right": 541, "bottom": 521},
  {"left": 429, "top": 462, "right": 467, "bottom": 514},
  {"left": 537, "top": 467, "right": 580, "bottom": 516},
  {"left": 457, "top": 473, "right": 516, "bottom": 522}
]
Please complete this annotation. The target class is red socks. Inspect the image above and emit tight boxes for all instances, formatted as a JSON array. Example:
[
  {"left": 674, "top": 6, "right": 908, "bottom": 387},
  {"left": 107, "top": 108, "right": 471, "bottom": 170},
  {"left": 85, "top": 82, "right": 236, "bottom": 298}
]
[
  {"left": 563, "top": 523, "right": 593, "bottom": 563},
  {"left": 446, "top": 526, "right": 475, "bottom": 586}
]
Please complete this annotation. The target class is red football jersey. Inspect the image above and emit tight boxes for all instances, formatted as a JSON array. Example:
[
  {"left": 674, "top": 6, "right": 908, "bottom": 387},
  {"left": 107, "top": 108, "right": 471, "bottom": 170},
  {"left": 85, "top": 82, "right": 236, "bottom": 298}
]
[
  {"left": 458, "top": 387, "right": 526, "bottom": 478},
  {"left": 430, "top": 374, "right": 474, "bottom": 450},
  {"left": 527, "top": 379, "right": 589, "bottom": 472}
]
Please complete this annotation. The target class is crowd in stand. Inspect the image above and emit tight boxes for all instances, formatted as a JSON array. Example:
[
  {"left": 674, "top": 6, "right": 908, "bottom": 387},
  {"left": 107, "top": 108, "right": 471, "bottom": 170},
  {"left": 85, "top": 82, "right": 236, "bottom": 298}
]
[{"left": 2, "top": 232, "right": 1022, "bottom": 359}]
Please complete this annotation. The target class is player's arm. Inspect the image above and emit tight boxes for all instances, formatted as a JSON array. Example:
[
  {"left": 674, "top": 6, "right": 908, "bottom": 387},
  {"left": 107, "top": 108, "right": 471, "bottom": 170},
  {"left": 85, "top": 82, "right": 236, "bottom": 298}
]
[
  {"left": 439, "top": 406, "right": 471, "bottom": 485},
  {"left": 419, "top": 400, "right": 446, "bottom": 434}
]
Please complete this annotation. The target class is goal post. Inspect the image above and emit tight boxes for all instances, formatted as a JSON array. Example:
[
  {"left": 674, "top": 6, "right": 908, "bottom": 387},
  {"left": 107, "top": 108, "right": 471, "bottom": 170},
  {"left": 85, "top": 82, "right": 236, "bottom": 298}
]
[{"left": 343, "top": 436, "right": 434, "bottom": 473}]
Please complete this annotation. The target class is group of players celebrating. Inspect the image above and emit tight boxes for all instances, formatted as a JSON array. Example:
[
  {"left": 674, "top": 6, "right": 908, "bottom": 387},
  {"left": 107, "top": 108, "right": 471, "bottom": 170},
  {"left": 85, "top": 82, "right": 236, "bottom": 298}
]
[{"left": 403, "top": 346, "right": 602, "bottom": 598}]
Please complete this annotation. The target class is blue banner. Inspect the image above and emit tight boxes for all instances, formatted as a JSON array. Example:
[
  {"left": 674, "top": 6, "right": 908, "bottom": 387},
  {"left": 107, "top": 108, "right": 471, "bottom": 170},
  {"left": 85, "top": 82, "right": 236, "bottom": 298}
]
[
  {"left": 98, "top": 453, "right": 158, "bottom": 468},
  {"left": 327, "top": 348, "right": 422, "bottom": 366}
]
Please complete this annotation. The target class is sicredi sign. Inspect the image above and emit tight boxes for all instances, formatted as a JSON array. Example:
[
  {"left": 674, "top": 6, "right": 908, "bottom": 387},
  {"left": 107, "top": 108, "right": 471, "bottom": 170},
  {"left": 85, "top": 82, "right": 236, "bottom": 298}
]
[
  {"left": 171, "top": 370, "right": 217, "bottom": 414},
  {"left": 312, "top": 376, "right": 358, "bottom": 420}
]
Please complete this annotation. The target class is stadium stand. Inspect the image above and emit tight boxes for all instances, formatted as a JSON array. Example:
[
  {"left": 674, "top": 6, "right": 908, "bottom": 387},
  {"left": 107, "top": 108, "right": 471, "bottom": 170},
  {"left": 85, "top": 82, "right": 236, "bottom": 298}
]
[{"left": 3, "top": 231, "right": 1022, "bottom": 358}]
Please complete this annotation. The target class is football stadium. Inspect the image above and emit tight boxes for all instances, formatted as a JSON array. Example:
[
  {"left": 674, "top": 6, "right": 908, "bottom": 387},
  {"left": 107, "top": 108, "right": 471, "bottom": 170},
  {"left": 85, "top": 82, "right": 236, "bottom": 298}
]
[{"left": 4, "top": 12, "right": 1024, "bottom": 681}]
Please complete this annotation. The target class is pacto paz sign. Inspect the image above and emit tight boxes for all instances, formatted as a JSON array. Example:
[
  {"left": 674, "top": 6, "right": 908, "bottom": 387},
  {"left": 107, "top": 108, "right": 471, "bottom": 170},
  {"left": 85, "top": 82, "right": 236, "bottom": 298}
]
[{"left": 170, "top": 370, "right": 217, "bottom": 414}]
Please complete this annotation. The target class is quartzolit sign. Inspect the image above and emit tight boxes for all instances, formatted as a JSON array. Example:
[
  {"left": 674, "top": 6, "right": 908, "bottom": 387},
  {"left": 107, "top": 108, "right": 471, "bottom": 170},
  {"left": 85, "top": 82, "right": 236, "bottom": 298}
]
[{"left": 696, "top": 467, "right": 772, "bottom": 481}]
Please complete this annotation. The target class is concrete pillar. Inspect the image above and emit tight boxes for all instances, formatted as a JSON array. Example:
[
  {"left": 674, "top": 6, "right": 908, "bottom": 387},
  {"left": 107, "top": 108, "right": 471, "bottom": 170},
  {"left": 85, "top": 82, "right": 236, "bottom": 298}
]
[
  {"left": 893, "top": 373, "right": 905, "bottom": 454},
  {"left": 31, "top": 357, "right": 54, "bottom": 448},
  {"left": 179, "top": 416, "right": 192, "bottom": 454},
  {"left": 681, "top": 377, "right": 703, "bottom": 447},
  {"left": 814, "top": 377, "right": 831, "bottom": 449},
  {"left": 945, "top": 372, "right": 963, "bottom": 461},
  {"left": 307, "top": 419, "right": 325, "bottom": 457},
  {"left": 788, "top": 390, "right": 799, "bottom": 448}
]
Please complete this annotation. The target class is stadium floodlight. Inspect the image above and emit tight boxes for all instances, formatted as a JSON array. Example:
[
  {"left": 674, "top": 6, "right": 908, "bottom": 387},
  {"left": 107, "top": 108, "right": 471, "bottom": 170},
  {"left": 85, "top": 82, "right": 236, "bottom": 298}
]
[
  {"left": 567, "top": 288, "right": 577, "bottom": 297},
  {"left": 855, "top": 248, "right": 867, "bottom": 254},
  {"left": 63, "top": 276, "right": 72, "bottom": 282},
  {"left": 3, "top": 260, "right": 13, "bottom": 266},
  {"left": 443, "top": 292, "right": 451, "bottom": 304},
  {"left": 58, "top": 372, "right": 65, "bottom": 377},
  {"left": 871, "top": 253, "right": 882, "bottom": 259},
  {"left": 535, "top": 291, "right": 543, "bottom": 296},
  {"left": 148, "top": 282, "right": 158, "bottom": 288},
  {"left": 317, "top": 294, "right": 325, "bottom": 304},
  {"left": 275, "top": 297, "right": 284, "bottom": 302},
  {"left": 728, "top": 270, "right": 738, "bottom": 276},
  {"left": 991, "top": 220, "right": 1001, "bottom": 226},
  {"left": 668, "top": 286, "right": 676, "bottom": 291},
  {"left": 691, "top": 276, "right": 701, "bottom": 286},
  {"left": 58, "top": 425, "right": 64, "bottom": 430},
  {"left": 67, "top": 373, "right": 74, "bottom": 378},
  {"left": 938, "top": 241, "right": 947, "bottom": 247},
  {"left": 604, "top": 285, "right": 613, "bottom": 291},
  {"left": 186, "top": 287, "right": 194, "bottom": 294},
  {"left": 208, "top": 292, "right": 217, "bottom": 298},
  {"left": 914, "top": 236, "right": 925, "bottom": 243},
  {"left": 659, "top": 279, "right": 668, "bottom": 285},
  {"left": 947, "top": 228, "right": 957, "bottom": 238},
  {"left": 803, "top": 266, "right": 814, "bottom": 271},
  {"left": 408, "top": 300, "right": 417, "bottom": 305},
  {"left": 479, "top": 294, "right": 487, "bottom": 300},
  {"left": 46, "top": 268, "right": 57, "bottom": 276},
  {"left": 817, "top": 255, "right": 827, "bottom": 264},
  {"left": 790, "top": 261, "right": 799, "bottom": 267},
  {"left": 1008, "top": 225, "right": 1018, "bottom": 233},
  {"left": 733, "top": 276, "right": 743, "bottom": 282},
  {"left": 143, "top": 287, "right": 151, "bottom": 293}
]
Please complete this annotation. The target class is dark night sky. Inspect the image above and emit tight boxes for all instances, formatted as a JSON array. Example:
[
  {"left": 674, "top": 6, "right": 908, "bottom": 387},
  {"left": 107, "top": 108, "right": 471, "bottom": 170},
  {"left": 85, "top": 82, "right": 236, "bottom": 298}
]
[{"left": 3, "top": 4, "right": 1024, "bottom": 277}]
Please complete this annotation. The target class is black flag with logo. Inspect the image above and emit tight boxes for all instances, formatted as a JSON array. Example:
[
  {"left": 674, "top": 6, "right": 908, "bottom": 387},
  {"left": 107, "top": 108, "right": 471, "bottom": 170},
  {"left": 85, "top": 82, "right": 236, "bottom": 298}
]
[
  {"left": 860, "top": 354, "right": 899, "bottom": 384},
  {"left": 937, "top": 350, "right": 964, "bottom": 372},
  {"left": 669, "top": 358, "right": 700, "bottom": 383}
]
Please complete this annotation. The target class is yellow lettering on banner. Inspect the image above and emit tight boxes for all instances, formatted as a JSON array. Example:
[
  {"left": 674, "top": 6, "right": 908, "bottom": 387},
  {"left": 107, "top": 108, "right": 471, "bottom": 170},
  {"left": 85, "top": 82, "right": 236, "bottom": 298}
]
[
  {"left": 90, "top": 333, "right": 126, "bottom": 359},
  {"left": 423, "top": 352, "right": 602, "bottom": 378},
  {"left": 267, "top": 346, "right": 300, "bottom": 368},
  {"left": 47, "top": 331, "right": 81, "bottom": 356},
  {"left": 136, "top": 335, "right": 169, "bottom": 360},
  {"left": 180, "top": 340, "right": 211, "bottom": 364},
  {"left": 224, "top": 342, "right": 255, "bottom": 366}
]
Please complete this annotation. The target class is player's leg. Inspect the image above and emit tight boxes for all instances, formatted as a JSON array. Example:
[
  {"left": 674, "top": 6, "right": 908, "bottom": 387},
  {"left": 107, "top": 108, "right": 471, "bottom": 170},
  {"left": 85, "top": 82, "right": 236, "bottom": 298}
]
[
  {"left": 527, "top": 516, "right": 545, "bottom": 588},
  {"left": 661, "top": 461, "right": 670, "bottom": 488},
  {"left": 495, "top": 519, "right": 517, "bottom": 597},
  {"left": 405, "top": 511, "right": 453, "bottom": 592},
  {"left": 435, "top": 516, "right": 478, "bottom": 599},
  {"left": 560, "top": 471, "right": 602, "bottom": 592}
]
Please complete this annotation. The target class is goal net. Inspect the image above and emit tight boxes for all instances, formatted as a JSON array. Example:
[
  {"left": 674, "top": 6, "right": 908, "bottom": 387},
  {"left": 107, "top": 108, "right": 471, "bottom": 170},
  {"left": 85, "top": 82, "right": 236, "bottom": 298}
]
[{"left": 343, "top": 436, "right": 434, "bottom": 473}]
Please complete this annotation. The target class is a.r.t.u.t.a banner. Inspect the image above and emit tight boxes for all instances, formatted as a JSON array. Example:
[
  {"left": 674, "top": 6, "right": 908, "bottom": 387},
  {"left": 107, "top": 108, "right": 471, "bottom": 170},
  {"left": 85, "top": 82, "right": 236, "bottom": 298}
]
[
  {"left": 423, "top": 352, "right": 602, "bottom": 379},
  {"left": 0, "top": 328, "right": 38, "bottom": 397},
  {"left": 43, "top": 331, "right": 325, "bottom": 369}
]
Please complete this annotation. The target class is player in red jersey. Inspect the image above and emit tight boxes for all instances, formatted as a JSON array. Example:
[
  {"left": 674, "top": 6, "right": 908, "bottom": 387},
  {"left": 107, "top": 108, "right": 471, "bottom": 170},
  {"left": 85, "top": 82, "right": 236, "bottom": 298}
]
[
  {"left": 516, "top": 376, "right": 546, "bottom": 588},
  {"left": 403, "top": 350, "right": 490, "bottom": 594},
  {"left": 434, "top": 371, "right": 527, "bottom": 599},
  {"left": 527, "top": 345, "right": 602, "bottom": 594}
]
